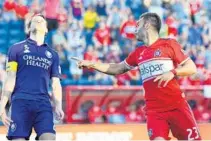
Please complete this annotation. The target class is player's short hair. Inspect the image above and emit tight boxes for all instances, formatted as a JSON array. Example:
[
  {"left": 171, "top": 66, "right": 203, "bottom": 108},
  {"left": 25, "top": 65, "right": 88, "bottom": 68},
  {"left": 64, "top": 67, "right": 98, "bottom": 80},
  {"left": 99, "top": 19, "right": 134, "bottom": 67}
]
[{"left": 139, "top": 12, "right": 161, "bottom": 33}]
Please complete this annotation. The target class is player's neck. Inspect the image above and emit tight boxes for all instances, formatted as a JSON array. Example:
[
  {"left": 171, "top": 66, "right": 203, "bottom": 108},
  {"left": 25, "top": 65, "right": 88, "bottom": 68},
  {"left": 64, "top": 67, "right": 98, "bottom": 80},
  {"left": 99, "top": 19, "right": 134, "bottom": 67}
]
[
  {"left": 30, "top": 33, "right": 45, "bottom": 46},
  {"left": 146, "top": 33, "right": 159, "bottom": 46}
]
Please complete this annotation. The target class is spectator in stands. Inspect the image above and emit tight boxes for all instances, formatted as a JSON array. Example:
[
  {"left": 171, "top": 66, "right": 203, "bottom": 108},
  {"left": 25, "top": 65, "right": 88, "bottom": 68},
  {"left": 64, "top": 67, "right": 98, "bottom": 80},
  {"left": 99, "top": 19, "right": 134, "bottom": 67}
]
[
  {"left": 57, "top": 4, "right": 68, "bottom": 23},
  {"left": 83, "top": 46, "right": 98, "bottom": 79},
  {"left": 3, "top": 0, "right": 16, "bottom": 12},
  {"left": 105, "top": 100, "right": 125, "bottom": 124},
  {"left": 30, "top": 0, "right": 43, "bottom": 14},
  {"left": 44, "top": 0, "right": 60, "bottom": 31},
  {"left": 67, "top": 21, "right": 85, "bottom": 50},
  {"left": 193, "top": 103, "right": 211, "bottom": 123},
  {"left": 96, "top": 0, "right": 107, "bottom": 17},
  {"left": 120, "top": 14, "right": 136, "bottom": 40},
  {"left": 71, "top": 0, "right": 83, "bottom": 21},
  {"left": 52, "top": 22, "right": 68, "bottom": 50},
  {"left": 125, "top": 103, "right": 145, "bottom": 123},
  {"left": 107, "top": 6, "right": 121, "bottom": 41},
  {"left": 88, "top": 106, "right": 106, "bottom": 123},
  {"left": 83, "top": 5, "right": 99, "bottom": 30},
  {"left": 125, "top": 0, "right": 142, "bottom": 20},
  {"left": 55, "top": 44, "right": 68, "bottom": 72},
  {"left": 105, "top": 41, "right": 121, "bottom": 63},
  {"left": 205, "top": 44, "right": 211, "bottom": 67},
  {"left": 15, "top": 0, "right": 29, "bottom": 19},
  {"left": 94, "top": 72, "right": 114, "bottom": 85},
  {"left": 93, "top": 20, "right": 111, "bottom": 53},
  {"left": 2, "top": 0, "right": 17, "bottom": 21}
]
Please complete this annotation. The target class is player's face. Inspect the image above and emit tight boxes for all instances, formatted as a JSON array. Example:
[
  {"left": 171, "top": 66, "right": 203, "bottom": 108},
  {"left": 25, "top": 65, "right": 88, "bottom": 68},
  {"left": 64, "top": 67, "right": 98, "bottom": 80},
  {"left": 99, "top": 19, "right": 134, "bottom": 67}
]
[
  {"left": 135, "top": 18, "right": 148, "bottom": 42},
  {"left": 30, "top": 15, "right": 48, "bottom": 35}
]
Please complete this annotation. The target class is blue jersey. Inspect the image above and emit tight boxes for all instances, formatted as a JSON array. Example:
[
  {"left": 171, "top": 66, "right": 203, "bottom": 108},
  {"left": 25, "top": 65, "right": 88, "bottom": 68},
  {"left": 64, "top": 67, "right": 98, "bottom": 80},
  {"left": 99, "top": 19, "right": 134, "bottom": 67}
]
[{"left": 7, "top": 38, "right": 61, "bottom": 101}]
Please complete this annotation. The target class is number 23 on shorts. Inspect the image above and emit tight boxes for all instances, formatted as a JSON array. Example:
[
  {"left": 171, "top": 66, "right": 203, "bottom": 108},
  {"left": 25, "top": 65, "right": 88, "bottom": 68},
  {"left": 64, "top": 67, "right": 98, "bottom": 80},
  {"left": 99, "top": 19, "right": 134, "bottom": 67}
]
[{"left": 186, "top": 127, "right": 200, "bottom": 140}]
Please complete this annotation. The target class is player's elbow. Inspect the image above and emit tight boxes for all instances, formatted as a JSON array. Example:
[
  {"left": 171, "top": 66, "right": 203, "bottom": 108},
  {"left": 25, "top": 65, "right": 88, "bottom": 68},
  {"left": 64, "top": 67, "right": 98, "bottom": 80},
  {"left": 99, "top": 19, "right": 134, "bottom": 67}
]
[{"left": 188, "top": 62, "right": 197, "bottom": 75}]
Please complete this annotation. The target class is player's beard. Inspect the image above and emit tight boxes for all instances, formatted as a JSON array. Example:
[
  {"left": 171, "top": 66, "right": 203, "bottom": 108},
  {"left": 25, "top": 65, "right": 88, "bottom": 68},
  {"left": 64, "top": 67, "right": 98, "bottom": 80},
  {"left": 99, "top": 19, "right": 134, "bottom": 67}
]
[{"left": 135, "top": 28, "right": 148, "bottom": 43}]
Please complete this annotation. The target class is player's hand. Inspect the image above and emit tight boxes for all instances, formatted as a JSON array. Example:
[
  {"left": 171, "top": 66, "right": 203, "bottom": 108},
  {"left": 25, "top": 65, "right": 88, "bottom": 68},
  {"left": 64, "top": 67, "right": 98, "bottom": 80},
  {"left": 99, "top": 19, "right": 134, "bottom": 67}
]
[
  {"left": 154, "top": 71, "right": 175, "bottom": 87},
  {"left": 54, "top": 104, "right": 64, "bottom": 121},
  {"left": 0, "top": 110, "right": 13, "bottom": 128},
  {"left": 78, "top": 60, "right": 94, "bottom": 69}
]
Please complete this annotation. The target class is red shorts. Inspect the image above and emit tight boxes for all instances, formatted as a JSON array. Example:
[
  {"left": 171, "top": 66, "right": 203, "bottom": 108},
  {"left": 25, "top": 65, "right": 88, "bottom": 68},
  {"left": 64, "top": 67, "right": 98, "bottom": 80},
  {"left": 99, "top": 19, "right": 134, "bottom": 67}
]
[{"left": 146, "top": 101, "right": 201, "bottom": 140}]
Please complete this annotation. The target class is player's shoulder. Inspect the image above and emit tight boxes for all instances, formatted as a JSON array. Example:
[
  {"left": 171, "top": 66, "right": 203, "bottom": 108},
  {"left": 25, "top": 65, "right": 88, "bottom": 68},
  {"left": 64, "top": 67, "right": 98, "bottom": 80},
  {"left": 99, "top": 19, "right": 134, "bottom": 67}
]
[
  {"left": 159, "top": 38, "right": 180, "bottom": 48},
  {"left": 159, "top": 38, "right": 178, "bottom": 44},
  {"left": 134, "top": 44, "right": 147, "bottom": 52},
  {"left": 8, "top": 40, "right": 27, "bottom": 52},
  {"left": 45, "top": 46, "right": 59, "bottom": 58}
]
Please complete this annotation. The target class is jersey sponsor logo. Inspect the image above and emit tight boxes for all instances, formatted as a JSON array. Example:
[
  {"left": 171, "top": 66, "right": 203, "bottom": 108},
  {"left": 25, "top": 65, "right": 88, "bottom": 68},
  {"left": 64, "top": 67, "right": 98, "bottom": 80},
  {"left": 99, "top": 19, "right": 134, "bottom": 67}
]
[
  {"left": 139, "top": 59, "right": 174, "bottom": 82},
  {"left": 45, "top": 50, "right": 52, "bottom": 58},
  {"left": 23, "top": 55, "right": 52, "bottom": 70},
  {"left": 154, "top": 49, "right": 161, "bottom": 57},
  {"left": 23, "top": 45, "right": 30, "bottom": 53}
]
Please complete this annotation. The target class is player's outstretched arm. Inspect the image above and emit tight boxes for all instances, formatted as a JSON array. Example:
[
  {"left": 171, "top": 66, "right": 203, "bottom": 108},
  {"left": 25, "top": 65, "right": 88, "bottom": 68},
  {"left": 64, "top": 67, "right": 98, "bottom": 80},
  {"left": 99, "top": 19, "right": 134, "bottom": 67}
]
[
  {"left": 0, "top": 71, "right": 16, "bottom": 127},
  {"left": 51, "top": 77, "right": 64, "bottom": 121},
  {"left": 78, "top": 60, "right": 130, "bottom": 75}
]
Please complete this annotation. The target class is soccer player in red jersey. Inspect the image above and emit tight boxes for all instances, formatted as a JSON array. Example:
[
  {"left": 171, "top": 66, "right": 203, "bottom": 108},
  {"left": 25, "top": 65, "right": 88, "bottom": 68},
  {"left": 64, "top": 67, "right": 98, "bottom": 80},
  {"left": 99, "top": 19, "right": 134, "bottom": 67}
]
[{"left": 76, "top": 12, "right": 201, "bottom": 140}]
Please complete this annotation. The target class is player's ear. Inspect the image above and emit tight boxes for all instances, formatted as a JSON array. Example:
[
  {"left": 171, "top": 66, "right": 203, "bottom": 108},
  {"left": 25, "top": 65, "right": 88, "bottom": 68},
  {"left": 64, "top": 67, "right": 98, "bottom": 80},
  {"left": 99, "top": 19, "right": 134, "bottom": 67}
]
[{"left": 144, "top": 22, "right": 150, "bottom": 30}]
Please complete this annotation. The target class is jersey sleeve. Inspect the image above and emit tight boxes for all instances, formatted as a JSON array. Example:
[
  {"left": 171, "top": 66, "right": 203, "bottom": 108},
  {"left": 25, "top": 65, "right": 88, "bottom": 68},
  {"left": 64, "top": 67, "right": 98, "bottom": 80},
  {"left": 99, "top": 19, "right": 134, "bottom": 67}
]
[
  {"left": 6, "top": 45, "right": 18, "bottom": 72},
  {"left": 124, "top": 49, "right": 138, "bottom": 70},
  {"left": 169, "top": 39, "right": 189, "bottom": 65},
  {"left": 51, "top": 52, "right": 61, "bottom": 78}
]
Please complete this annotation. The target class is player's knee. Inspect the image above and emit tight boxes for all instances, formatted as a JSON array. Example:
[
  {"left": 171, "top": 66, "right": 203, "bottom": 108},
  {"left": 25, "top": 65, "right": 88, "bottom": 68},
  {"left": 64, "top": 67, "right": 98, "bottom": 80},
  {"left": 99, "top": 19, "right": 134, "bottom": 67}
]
[
  {"left": 153, "top": 136, "right": 166, "bottom": 140},
  {"left": 12, "top": 138, "right": 26, "bottom": 141},
  {"left": 39, "top": 133, "right": 55, "bottom": 140}
]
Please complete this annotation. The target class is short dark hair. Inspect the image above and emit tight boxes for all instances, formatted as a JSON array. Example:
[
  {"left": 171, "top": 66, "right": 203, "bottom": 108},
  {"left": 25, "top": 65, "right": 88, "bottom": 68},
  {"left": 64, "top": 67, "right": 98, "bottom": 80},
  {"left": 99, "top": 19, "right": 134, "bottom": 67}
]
[{"left": 140, "top": 12, "right": 161, "bottom": 33}]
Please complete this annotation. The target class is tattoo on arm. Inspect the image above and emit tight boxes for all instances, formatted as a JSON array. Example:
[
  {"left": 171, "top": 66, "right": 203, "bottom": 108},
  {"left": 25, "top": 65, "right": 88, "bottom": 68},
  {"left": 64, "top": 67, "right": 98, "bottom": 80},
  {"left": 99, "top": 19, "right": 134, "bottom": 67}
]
[{"left": 107, "top": 62, "right": 130, "bottom": 75}]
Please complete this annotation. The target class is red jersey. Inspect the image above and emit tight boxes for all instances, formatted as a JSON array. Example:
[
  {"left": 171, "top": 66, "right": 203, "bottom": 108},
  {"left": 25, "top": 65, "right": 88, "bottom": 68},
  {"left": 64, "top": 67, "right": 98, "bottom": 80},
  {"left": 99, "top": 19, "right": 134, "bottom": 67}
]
[
  {"left": 3, "top": 1, "right": 16, "bottom": 11},
  {"left": 94, "top": 27, "right": 111, "bottom": 45},
  {"left": 120, "top": 20, "right": 136, "bottom": 40},
  {"left": 15, "top": 4, "right": 28, "bottom": 19},
  {"left": 125, "top": 38, "right": 189, "bottom": 113}
]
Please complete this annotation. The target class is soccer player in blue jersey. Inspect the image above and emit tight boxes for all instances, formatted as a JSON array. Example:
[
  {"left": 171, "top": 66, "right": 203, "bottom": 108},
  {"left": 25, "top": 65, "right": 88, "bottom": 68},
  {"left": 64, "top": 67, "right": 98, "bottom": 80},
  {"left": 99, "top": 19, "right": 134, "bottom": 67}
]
[{"left": 0, "top": 14, "right": 64, "bottom": 140}]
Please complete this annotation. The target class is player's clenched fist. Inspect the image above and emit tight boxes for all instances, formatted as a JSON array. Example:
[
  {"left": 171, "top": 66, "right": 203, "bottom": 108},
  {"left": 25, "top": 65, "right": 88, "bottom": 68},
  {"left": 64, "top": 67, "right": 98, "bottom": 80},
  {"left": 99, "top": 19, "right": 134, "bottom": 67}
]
[
  {"left": 0, "top": 110, "right": 13, "bottom": 128},
  {"left": 54, "top": 104, "right": 64, "bottom": 121},
  {"left": 154, "top": 71, "right": 175, "bottom": 87},
  {"left": 78, "top": 60, "right": 95, "bottom": 69}
]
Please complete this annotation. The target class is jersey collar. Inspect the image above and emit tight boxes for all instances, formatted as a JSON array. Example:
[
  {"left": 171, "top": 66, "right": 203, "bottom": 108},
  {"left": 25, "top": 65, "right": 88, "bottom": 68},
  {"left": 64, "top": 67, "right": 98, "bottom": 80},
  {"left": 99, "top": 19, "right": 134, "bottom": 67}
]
[{"left": 27, "top": 38, "right": 48, "bottom": 47}]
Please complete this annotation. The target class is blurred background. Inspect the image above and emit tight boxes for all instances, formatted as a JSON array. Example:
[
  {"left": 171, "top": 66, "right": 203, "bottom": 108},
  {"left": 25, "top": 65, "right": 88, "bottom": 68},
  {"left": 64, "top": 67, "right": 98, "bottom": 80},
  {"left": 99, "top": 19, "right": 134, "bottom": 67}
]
[{"left": 0, "top": 0, "right": 211, "bottom": 131}]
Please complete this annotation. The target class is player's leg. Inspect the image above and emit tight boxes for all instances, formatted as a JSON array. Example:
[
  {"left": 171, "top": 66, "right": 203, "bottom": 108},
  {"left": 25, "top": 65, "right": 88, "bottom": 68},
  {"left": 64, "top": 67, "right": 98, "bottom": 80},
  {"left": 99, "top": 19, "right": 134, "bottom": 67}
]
[
  {"left": 146, "top": 112, "right": 171, "bottom": 140},
  {"left": 7, "top": 99, "right": 34, "bottom": 140},
  {"left": 169, "top": 102, "right": 201, "bottom": 140},
  {"left": 39, "top": 133, "right": 56, "bottom": 140},
  {"left": 34, "top": 100, "right": 56, "bottom": 140}
]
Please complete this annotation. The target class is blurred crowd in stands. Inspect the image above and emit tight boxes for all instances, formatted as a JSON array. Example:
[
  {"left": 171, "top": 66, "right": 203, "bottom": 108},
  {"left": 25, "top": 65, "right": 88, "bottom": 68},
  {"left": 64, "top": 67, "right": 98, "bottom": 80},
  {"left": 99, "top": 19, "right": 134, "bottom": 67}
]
[
  {"left": 0, "top": 0, "right": 211, "bottom": 86},
  {"left": 0, "top": 0, "right": 211, "bottom": 124}
]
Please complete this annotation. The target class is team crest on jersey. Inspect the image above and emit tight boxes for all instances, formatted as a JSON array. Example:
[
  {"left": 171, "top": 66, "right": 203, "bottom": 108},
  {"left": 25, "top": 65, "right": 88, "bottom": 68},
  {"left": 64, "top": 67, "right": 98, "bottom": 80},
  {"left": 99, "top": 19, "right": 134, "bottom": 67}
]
[
  {"left": 23, "top": 45, "right": 30, "bottom": 53},
  {"left": 154, "top": 49, "right": 161, "bottom": 57},
  {"left": 45, "top": 51, "right": 52, "bottom": 58},
  {"left": 10, "top": 122, "right": 17, "bottom": 132},
  {"left": 148, "top": 129, "right": 153, "bottom": 137}
]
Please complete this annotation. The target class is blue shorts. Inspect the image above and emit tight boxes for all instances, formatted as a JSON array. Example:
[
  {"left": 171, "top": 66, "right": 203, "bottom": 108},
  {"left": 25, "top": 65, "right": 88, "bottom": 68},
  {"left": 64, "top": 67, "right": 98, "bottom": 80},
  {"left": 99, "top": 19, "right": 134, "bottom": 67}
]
[{"left": 7, "top": 99, "right": 55, "bottom": 140}]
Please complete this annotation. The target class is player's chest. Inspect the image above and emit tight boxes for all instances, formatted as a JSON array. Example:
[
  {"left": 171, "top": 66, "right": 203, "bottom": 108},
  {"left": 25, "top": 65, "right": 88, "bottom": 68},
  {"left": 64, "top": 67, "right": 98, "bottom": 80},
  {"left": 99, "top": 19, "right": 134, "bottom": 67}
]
[
  {"left": 136, "top": 47, "right": 174, "bottom": 82},
  {"left": 17, "top": 45, "right": 53, "bottom": 70},
  {"left": 137, "top": 47, "right": 170, "bottom": 64}
]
